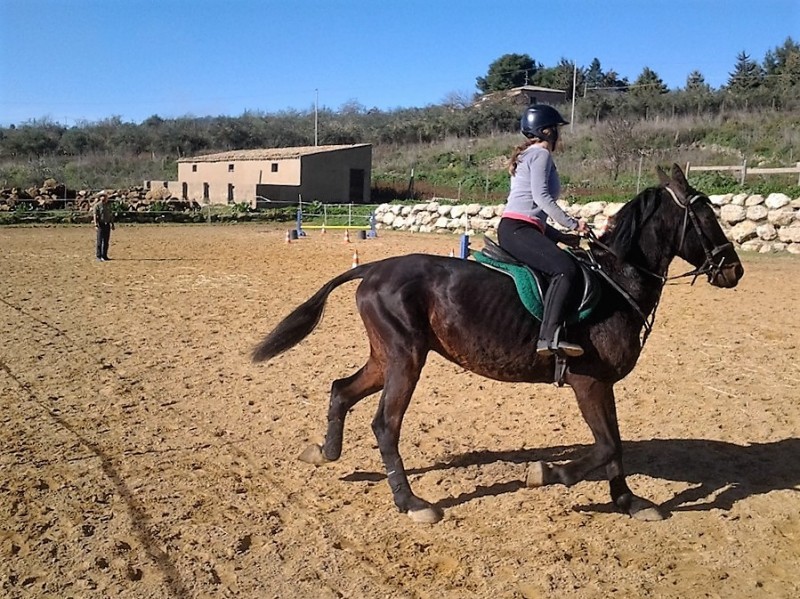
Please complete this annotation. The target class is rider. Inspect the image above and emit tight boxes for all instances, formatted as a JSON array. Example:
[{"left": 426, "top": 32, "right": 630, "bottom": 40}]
[{"left": 498, "top": 104, "right": 588, "bottom": 357}]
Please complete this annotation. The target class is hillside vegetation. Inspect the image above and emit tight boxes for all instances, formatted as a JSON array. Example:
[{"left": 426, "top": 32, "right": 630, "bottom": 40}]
[{"left": 2, "top": 39, "right": 799, "bottom": 203}]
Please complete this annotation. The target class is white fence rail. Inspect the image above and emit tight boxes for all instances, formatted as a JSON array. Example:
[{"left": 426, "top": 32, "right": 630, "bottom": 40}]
[{"left": 685, "top": 161, "right": 800, "bottom": 185}]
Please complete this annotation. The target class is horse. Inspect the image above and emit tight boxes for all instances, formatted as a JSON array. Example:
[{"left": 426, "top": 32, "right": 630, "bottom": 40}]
[{"left": 252, "top": 164, "right": 744, "bottom": 524}]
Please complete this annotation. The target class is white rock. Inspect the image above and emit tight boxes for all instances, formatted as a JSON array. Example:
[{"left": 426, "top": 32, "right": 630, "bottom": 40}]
[
  {"left": 382, "top": 212, "right": 396, "bottom": 225},
  {"left": 437, "top": 204, "right": 452, "bottom": 216},
  {"left": 745, "top": 205, "right": 768, "bottom": 221},
  {"left": 729, "top": 220, "right": 758, "bottom": 244},
  {"left": 450, "top": 205, "right": 466, "bottom": 218},
  {"left": 426, "top": 201, "right": 440, "bottom": 212},
  {"left": 730, "top": 193, "right": 748, "bottom": 206},
  {"left": 744, "top": 194, "right": 765, "bottom": 206},
  {"left": 777, "top": 224, "right": 800, "bottom": 243},
  {"left": 756, "top": 223, "right": 778, "bottom": 241},
  {"left": 768, "top": 210, "right": 795, "bottom": 226},
  {"left": 465, "top": 203, "right": 482, "bottom": 216},
  {"left": 720, "top": 204, "right": 746, "bottom": 224},
  {"left": 401, "top": 205, "right": 412, "bottom": 216},
  {"left": 709, "top": 194, "right": 731, "bottom": 206},
  {"left": 787, "top": 243, "right": 800, "bottom": 255},
  {"left": 764, "top": 193, "right": 791, "bottom": 209},
  {"left": 434, "top": 216, "right": 449, "bottom": 229},
  {"left": 494, "top": 205, "right": 506, "bottom": 217},
  {"left": 603, "top": 203, "right": 624, "bottom": 217},
  {"left": 479, "top": 206, "right": 495, "bottom": 219},
  {"left": 580, "top": 201, "right": 607, "bottom": 218},
  {"left": 740, "top": 240, "right": 763, "bottom": 252}
]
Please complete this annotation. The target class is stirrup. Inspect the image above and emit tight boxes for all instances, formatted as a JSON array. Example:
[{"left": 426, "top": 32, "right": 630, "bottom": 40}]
[{"left": 536, "top": 327, "right": 584, "bottom": 358}]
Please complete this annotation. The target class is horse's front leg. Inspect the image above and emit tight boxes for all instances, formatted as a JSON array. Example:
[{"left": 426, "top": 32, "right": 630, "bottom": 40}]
[{"left": 526, "top": 376, "right": 665, "bottom": 521}]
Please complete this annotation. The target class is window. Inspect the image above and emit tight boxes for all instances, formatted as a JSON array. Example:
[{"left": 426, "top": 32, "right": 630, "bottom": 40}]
[
  {"left": 271, "top": 163, "right": 278, "bottom": 173},
  {"left": 228, "top": 164, "right": 235, "bottom": 172},
  {"left": 192, "top": 164, "right": 197, "bottom": 172}
]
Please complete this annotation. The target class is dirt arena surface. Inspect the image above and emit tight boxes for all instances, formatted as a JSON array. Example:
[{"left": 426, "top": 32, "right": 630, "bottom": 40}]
[{"left": 1, "top": 224, "right": 799, "bottom": 599}]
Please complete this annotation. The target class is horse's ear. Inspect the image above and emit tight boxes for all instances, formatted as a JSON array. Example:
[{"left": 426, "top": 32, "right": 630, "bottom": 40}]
[
  {"left": 656, "top": 165, "right": 670, "bottom": 187},
  {"left": 671, "top": 163, "right": 689, "bottom": 191}
]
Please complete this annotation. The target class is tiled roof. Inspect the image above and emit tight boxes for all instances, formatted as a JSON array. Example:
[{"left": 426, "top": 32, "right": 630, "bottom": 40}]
[{"left": 178, "top": 144, "right": 371, "bottom": 163}]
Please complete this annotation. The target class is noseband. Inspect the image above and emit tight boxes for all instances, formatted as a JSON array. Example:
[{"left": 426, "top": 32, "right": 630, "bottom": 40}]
[{"left": 664, "top": 186, "right": 734, "bottom": 285}]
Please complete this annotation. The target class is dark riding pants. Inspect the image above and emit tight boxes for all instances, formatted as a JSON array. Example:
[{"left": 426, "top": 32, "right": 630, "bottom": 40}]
[{"left": 497, "top": 218, "right": 577, "bottom": 343}]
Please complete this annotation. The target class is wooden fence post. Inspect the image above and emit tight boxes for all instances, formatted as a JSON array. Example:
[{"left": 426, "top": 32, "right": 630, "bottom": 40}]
[{"left": 740, "top": 159, "right": 747, "bottom": 186}]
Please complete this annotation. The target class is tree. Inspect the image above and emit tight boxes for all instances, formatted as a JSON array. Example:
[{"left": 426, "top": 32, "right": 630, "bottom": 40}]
[
  {"left": 727, "top": 51, "right": 763, "bottom": 91},
  {"left": 763, "top": 37, "right": 800, "bottom": 90},
  {"left": 534, "top": 58, "right": 582, "bottom": 100},
  {"left": 476, "top": 54, "right": 538, "bottom": 93},
  {"left": 598, "top": 118, "right": 641, "bottom": 180},
  {"left": 584, "top": 58, "right": 605, "bottom": 91},
  {"left": 685, "top": 70, "right": 711, "bottom": 93},
  {"left": 631, "top": 67, "right": 668, "bottom": 95}
]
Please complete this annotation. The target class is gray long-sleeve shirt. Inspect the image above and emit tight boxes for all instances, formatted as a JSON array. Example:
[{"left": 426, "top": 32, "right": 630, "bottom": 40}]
[{"left": 504, "top": 145, "right": 578, "bottom": 231}]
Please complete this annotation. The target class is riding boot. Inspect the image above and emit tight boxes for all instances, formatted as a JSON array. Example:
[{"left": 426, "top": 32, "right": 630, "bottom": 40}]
[{"left": 536, "top": 274, "right": 584, "bottom": 357}]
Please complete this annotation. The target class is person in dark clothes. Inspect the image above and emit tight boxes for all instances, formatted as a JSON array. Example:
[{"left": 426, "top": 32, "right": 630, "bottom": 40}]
[{"left": 92, "top": 192, "right": 115, "bottom": 261}]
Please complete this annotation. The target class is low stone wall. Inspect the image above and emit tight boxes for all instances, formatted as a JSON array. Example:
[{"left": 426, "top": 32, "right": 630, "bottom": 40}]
[{"left": 374, "top": 192, "right": 800, "bottom": 254}]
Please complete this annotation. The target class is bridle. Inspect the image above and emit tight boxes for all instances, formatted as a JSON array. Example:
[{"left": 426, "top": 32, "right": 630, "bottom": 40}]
[
  {"left": 581, "top": 184, "right": 735, "bottom": 346},
  {"left": 663, "top": 186, "right": 735, "bottom": 285}
]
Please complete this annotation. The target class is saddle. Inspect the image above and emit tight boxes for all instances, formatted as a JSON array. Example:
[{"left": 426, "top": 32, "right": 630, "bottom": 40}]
[{"left": 474, "top": 236, "right": 601, "bottom": 323}]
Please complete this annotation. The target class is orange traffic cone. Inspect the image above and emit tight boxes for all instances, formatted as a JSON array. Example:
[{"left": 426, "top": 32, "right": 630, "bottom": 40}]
[
  {"left": 351, "top": 250, "right": 360, "bottom": 269},
  {"left": 321, "top": 224, "right": 326, "bottom": 234},
  {"left": 285, "top": 229, "right": 292, "bottom": 243},
  {"left": 343, "top": 229, "right": 351, "bottom": 243}
]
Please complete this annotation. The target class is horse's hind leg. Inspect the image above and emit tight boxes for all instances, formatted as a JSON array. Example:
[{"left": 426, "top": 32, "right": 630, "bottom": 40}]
[
  {"left": 372, "top": 356, "right": 442, "bottom": 524},
  {"left": 299, "top": 357, "right": 384, "bottom": 465},
  {"left": 526, "top": 376, "right": 665, "bottom": 521}
]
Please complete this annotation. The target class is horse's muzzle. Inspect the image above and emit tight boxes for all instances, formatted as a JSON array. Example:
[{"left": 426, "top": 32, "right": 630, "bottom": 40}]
[{"left": 711, "top": 261, "right": 744, "bottom": 288}]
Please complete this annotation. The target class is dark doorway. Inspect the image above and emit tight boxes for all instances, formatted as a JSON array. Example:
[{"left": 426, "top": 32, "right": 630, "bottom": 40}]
[{"left": 349, "top": 169, "right": 365, "bottom": 203}]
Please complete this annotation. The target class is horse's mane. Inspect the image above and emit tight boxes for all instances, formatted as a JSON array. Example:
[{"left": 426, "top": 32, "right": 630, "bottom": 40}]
[{"left": 599, "top": 186, "right": 664, "bottom": 261}]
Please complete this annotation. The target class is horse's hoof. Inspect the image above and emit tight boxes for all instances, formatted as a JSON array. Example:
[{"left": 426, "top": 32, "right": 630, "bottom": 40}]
[
  {"left": 407, "top": 506, "right": 443, "bottom": 524},
  {"left": 298, "top": 444, "right": 329, "bottom": 465},
  {"left": 632, "top": 505, "right": 666, "bottom": 521},
  {"left": 525, "top": 462, "right": 546, "bottom": 487}
]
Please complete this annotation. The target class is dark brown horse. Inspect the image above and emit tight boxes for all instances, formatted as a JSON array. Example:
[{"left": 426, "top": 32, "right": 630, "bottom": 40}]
[{"left": 252, "top": 164, "right": 744, "bottom": 523}]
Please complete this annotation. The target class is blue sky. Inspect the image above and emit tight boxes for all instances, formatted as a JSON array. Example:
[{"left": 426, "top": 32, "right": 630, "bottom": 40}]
[{"left": 1, "top": 0, "right": 797, "bottom": 126}]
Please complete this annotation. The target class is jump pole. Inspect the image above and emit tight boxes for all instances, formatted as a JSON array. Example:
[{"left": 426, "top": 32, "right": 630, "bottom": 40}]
[{"left": 459, "top": 234, "right": 470, "bottom": 259}]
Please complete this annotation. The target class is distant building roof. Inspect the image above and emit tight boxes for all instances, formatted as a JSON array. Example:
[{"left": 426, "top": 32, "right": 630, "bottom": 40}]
[
  {"left": 476, "top": 85, "right": 567, "bottom": 106},
  {"left": 179, "top": 143, "right": 371, "bottom": 163}
]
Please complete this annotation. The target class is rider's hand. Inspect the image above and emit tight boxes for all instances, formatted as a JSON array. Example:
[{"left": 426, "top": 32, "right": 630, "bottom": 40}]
[{"left": 575, "top": 219, "right": 589, "bottom": 235}]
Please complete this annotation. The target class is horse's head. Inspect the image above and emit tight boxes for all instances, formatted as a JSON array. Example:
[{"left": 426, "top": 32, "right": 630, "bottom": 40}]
[
  {"left": 656, "top": 163, "right": 744, "bottom": 288},
  {"left": 603, "top": 163, "right": 744, "bottom": 288}
]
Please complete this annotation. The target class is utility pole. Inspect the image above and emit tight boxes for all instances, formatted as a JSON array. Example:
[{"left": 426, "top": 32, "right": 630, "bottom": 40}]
[
  {"left": 570, "top": 63, "right": 577, "bottom": 133},
  {"left": 314, "top": 89, "right": 319, "bottom": 146}
]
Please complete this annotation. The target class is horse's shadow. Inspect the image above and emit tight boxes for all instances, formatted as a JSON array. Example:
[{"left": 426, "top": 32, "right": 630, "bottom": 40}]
[{"left": 341, "top": 438, "right": 800, "bottom": 513}]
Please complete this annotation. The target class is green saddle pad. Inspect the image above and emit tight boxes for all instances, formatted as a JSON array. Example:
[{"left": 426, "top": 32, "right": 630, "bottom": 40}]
[{"left": 473, "top": 251, "right": 598, "bottom": 323}]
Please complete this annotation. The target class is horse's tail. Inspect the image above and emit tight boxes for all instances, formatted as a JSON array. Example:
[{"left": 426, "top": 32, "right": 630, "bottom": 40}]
[{"left": 251, "top": 264, "right": 372, "bottom": 363}]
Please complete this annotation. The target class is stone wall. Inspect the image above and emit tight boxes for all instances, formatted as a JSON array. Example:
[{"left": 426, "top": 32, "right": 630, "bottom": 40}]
[{"left": 373, "top": 192, "right": 800, "bottom": 254}]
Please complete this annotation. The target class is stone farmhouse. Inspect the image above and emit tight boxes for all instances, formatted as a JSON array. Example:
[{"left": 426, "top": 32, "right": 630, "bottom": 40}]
[{"left": 149, "top": 143, "right": 372, "bottom": 207}]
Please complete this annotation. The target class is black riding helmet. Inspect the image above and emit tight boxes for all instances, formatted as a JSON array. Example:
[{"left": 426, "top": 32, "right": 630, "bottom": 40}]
[{"left": 521, "top": 104, "right": 569, "bottom": 144}]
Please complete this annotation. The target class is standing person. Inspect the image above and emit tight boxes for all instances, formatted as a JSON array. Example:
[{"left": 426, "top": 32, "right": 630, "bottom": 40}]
[
  {"left": 498, "top": 104, "right": 588, "bottom": 357},
  {"left": 92, "top": 192, "right": 115, "bottom": 261}
]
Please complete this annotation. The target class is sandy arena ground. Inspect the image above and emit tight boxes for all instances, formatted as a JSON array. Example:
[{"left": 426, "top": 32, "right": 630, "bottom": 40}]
[{"left": 1, "top": 224, "right": 799, "bottom": 599}]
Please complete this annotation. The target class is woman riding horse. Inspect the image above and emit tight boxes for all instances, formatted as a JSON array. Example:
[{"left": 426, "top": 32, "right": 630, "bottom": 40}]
[
  {"left": 252, "top": 163, "right": 743, "bottom": 524},
  {"left": 499, "top": 104, "right": 588, "bottom": 357}
]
